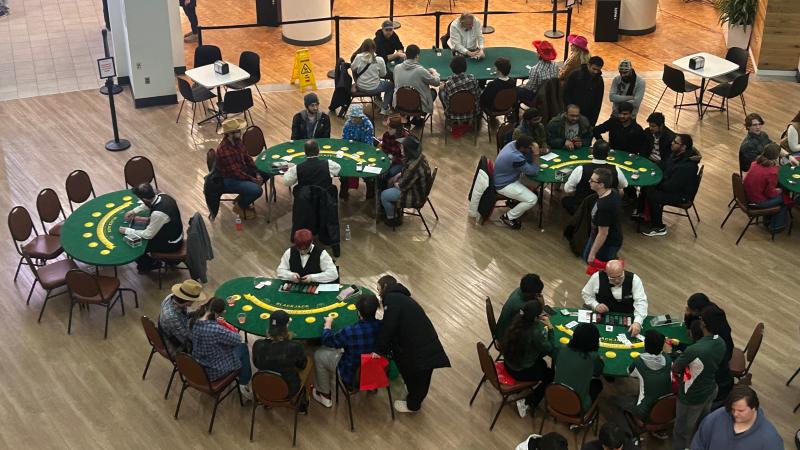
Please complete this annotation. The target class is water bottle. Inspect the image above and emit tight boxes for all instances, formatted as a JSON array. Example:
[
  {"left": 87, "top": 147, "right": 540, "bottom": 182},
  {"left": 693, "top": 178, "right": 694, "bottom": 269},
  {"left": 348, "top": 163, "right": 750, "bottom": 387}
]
[
  {"left": 344, "top": 224, "right": 351, "bottom": 241},
  {"left": 235, "top": 217, "right": 242, "bottom": 231}
]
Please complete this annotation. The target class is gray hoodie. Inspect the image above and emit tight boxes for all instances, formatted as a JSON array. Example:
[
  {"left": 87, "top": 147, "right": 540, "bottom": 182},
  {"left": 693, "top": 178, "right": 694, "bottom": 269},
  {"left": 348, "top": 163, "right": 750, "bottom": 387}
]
[
  {"left": 691, "top": 406, "right": 784, "bottom": 450},
  {"left": 392, "top": 59, "right": 440, "bottom": 113}
]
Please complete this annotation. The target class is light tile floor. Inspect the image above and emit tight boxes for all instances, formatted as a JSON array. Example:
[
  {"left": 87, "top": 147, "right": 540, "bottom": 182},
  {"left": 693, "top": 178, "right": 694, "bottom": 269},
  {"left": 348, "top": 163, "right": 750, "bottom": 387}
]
[{"left": 0, "top": 0, "right": 106, "bottom": 101}]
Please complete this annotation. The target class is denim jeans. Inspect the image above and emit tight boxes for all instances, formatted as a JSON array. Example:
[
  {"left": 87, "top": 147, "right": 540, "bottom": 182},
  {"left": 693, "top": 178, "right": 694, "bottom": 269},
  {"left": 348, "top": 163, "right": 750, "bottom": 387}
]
[
  {"left": 582, "top": 234, "right": 621, "bottom": 263},
  {"left": 672, "top": 387, "right": 717, "bottom": 450},
  {"left": 181, "top": 1, "right": 199, "bottom": 33},
  {"left": 753, "top": 195, "right": 789, "bottom": 231},
  {"left": 359, "top": 79, "right": 394, "bottom": 110},
  {"left": 234, "top": 343, "right": 252, "bottom": 385},
  {"left": 381, "top": 187, "right": 401, "bottom": 218},
  {"left": 222, "top": 177, "right": 263, "bottom": 208}
]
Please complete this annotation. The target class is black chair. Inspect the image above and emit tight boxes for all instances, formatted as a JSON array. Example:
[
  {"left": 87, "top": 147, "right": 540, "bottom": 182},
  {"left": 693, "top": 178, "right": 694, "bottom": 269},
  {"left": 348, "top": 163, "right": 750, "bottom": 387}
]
[
  {"left": 703, "top": 73, "right": 749, "bottom": 130},
  {"left": 176, "top": 77, "right": 215, "bottom": 133},
  {"left": 220, "top": 89, "right": 254, "bottom": 127},
  {"left": 194, "top": 45, "right": 222, "bottom": 67},
  {"left": 425, "top": 0, "right": 455, "bottom": 13},
  {"left": 226, "top": 51, "right": 268, "bottom": 111},
  {"left": 335, "top": 366, "right": 394, "bottom": 432},
  {"left": 392, "top": 167, "right": 440, "bottom": 237},
  {"left": 712, "top": 47, "right": 748, "bottom": 84},
  {"left": 662, "top": 165, "right": 704, "bottom": 238},
  {"left": 654, "top": 64, "right": 700, "bottom": 123}
]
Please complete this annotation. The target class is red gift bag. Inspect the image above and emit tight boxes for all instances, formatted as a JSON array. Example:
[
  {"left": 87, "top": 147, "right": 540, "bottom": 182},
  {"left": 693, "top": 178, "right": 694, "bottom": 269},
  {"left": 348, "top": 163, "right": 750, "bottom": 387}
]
[
  {"left": 360, "top": 354, "right": 390, "bottom": 391},
  {"left": 585, "top": 258, "right": 624, "bottom": 276},
  {"left": 347, "top": 177, "right": 360, "bottom": 189}
]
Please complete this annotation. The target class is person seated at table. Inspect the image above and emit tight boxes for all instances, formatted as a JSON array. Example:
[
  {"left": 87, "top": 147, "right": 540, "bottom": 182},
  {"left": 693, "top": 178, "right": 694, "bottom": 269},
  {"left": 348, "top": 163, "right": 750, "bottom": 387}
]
[
  {"left": 351, "top": 38, "right": 394, "bottom": 115},
  {"left": 379, "top": 134, "right": 432, "bottom": 227},
  {"left": 213, "top": 118, "right": 263, "bottom": 220},
  {"left": 291, "top": 92, "right": 331, "bottom": 140},
  {"left": 118, "top": 182, "right": 184, "bottom": 273},
  {"left": 480, "top": 57, "right": 515, "bottom": 111},
  {"left": 584, "top": 168, "right": 624, "bottom": 265},
  {"left": 744, "top": 143, "right": 791, "bottom": 232},
  {"left": 159, "top": 279, "right": 206, "bottom": 355},
  {"left": 380, "top": 115, "right": 408, "bottom": 178},
  {"left": 512, "top": 108, "right": 547, "bottom": 151},
  {"left": 438, "top": 54, "right": 481, "bottom": 133},
  {"left": 516, "top": 40, "right": 558, "bottom": 111},
  {"left": 312, "top": 294, "right": 382, "bottom": 408},
  {"left": 626, "top": 329, "right": 672, "bottom": 424},
  {"left": 495, "top": 273, "right": 545, "bottom": 341},
  {"left": 375, "top": 20, "right": 405, "bottom": 63},
  {"left": 501, "top": 300, "right": 555, "bottom": 417},
  {"left": 609, "top": 59, "right": 646, "bottom": 120},
  {"left": 190, "top": 296, "right": 253, "bottom": 401},
  {"left": 639, "top": 133, "right": 702, "bottom": 237},
  {"left": 644, "top": 112, "right": 675, "bottom": 168},
  {"left": 782, "top": 110, "right": 800, "bottom": 155},
  {"left": 252, "top": 310, "right": 310, "bottom": 400},
  {"left": 559, "top": 34, "right": 590, "bottom": 81},
  {"left": 494, "top": 135, "right": 541, "bottom": 230},
  {"left": 276, "top": 228, "right": 338, "bottom": 284},
  {"left": 738, "top": 113, "right": 772, "bottom": 173},
  {"left": 393, "top": 44, "right": 440, "bottom": 116},
  {"left": 581, "top": 259, "right": 647, "bottom": 336},
  {"left": 562, "top": 140, "right": 627, "bottom": 215},
  {"left": 447, "top": 13, "right": 484, "bottom": 59},
  {"left": 563, "top": 56, "right": 605, "bottom": 127},
  {"left": 340, "top": 104, "right": 376, "bottom": 199},
  {"left": 553, "top": 323, "right": 604, "bottom": 414},
  {"left": 546, "top": 104, "right": 593, "bottom": 151},
  {"left": 282, "top": 140, "right": 341, "bottom": 189},
  {"left": 592, "top": 102, "right": 648, "bottom": 156}
]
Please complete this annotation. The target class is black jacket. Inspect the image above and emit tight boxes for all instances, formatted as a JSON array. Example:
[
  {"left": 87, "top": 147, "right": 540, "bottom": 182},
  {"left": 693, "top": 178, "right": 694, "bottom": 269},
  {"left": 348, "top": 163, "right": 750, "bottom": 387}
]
[
  {"left": 645, "top": 126, "right": 675, "bottom": 168},
  {"left": 291, "top": 110, "right": 331, "bottom": 140},
  {"left": 376, "top": 283, "right": 451, "bottom": 373},
  {"left": 546, "top": 113, "right": 594, "bottom": 150},
  {"left": 593, "top": 118, "right": 648, "bottom": 155},
  {"left": 291, "top": 184, "right": 340, "bottom": 246},
  {"left": 563, "top": 64, "right": 604, "bottom": 126},
  {"left": 480, "top": 78, "right": 516, "bottom": 110},
  {"left": 374, "top": 29, "right": 404, "bottom": 61},
  {"left": 659, "top": 147, "right": 702, "bottom": 200},
  {"left": 563, "top": 193, "right": 597, "bottom": 257},
  {"left": 328, "top": 58, "right": 353, "bottom": 115}
]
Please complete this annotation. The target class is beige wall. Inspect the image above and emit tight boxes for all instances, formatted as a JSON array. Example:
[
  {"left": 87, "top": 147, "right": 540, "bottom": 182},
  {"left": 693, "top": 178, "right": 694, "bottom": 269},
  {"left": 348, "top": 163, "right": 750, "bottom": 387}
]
[{"left": 751, "top": 0, "right": 800, "bottom": 72}]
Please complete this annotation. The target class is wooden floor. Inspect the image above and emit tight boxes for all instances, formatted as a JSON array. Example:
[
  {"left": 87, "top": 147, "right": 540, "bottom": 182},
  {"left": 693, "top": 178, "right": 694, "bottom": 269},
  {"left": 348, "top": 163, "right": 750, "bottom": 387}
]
[
  {"left": 1, "top": 75, "right": 800, "bottom": 449},
  {"left": 183, "top": 0, "right": 726, "bottom": 84}
]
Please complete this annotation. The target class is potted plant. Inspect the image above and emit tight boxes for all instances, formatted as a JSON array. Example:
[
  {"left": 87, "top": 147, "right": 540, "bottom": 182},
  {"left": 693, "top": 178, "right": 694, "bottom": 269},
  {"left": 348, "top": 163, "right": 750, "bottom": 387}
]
[{"left": 714, "top": 0, "right": 757, "bottom": 49}]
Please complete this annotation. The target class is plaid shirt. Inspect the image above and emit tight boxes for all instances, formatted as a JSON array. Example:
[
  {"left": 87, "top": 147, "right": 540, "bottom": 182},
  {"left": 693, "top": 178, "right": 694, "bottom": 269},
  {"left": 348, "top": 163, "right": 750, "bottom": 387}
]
[
  {"left": 191, "top": 319, "right": 242, "bottom": 381},
  {"left": 524, "top": 60, "right": 558, "bottom": 93},
  {"left": 321, "top": 319, "right": 382, "bottom": 387},
  {"left": 441, "top": 73, "right": 481, "bottom": 122},
  {"left": 158, "top": 295, "right": 190, "bottom": 355},
  {"left": 215, "top": 137, "right": 257, "bottom": 180},
  {"left": 342, "top": 117, "right": 375, "bottom": 144}
]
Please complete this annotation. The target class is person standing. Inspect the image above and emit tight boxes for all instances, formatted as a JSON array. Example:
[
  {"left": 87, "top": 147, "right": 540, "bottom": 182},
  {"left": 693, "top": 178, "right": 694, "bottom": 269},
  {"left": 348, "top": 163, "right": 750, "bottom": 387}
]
[
  {"left": 180, "top": 0, "right": 199, "bottom": 43},
  {"left": 373, "top": 275, "right": 450, "bottom": 413},
  {"left": 291, "top": 93, "right": 332, "bottom": 140},
  {"left": 559, "top": 34, "right": 591, "bottom": 81},
  {"left": 392, "top": 44, "right": 440, "bottom": 115},
  {"left": 563, "top": 56, "right": 605, "bottom": 127},
  {"left": 494, "top": 135, "right": 541, "bottom": 230},
  {"left": 516, "top": 40, "right": 558, "bottom": 108},
  {"left": 351, "top": 38, "right": 394, "bottom": 115},
  {"left": 374, "top": 20, "right": 405, "bottom": 63},
  {"left": 584, "top": 168, "right": 624, "bottom": 264},
  {"left": 447, "top": 13, "right": 485, "bottom": 59},
  {"left": 562, "top": 140, "right": 627, "bottom": 215},
  {"left": 609, "top": 59, "right": 646, "bottom": 120}
]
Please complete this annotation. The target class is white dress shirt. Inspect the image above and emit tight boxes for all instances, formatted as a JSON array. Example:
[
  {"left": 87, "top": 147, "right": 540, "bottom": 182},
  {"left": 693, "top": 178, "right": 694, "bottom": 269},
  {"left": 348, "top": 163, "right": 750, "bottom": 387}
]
[
  {"left": 119, "top": 195, "right": 173, "bottom": 241},
  {"left": 282, "top": 158, "right": 342, "bottom": 187},
  {"left": 563, "top": 160, "right": 629, "bottom": 193},
  {"left": 447, "top": 19, "right": 484, "bottom": 54},
  {"left": 580, "top": 271, "right": 648, "bottom": 325},
  {"left": 276, "top": 244, "right": 339, "bottom": 283}
]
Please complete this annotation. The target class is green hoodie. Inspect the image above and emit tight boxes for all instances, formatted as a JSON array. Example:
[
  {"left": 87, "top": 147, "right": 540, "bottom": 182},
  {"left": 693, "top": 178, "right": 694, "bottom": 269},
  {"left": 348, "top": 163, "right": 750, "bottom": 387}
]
[{"left": 673, "top": 335, "right": 725, "bottom": 405}]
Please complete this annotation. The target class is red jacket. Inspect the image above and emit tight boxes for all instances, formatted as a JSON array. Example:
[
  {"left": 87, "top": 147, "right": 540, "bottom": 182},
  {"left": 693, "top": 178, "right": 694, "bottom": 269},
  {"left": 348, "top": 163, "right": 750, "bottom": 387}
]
[{"left": 743, "top": 161, "right": 780, "bottom": 203}]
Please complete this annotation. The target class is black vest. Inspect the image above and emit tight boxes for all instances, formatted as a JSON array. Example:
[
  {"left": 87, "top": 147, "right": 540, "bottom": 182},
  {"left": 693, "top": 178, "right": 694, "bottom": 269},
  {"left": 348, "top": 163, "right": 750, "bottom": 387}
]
[
  {"left": 296, "top": 157, "right": 332, "bottom": 188},
  {"left": 289, "top": 246, "right": 323, "bottom": 276},
  {"left": 149, "top": 194, "right": 183, "bottom": 251},
  {"left": 575, "top": 162, "right": 620, "bottom": 201},
  {"left": 596, "top": 270, "right": 635, "bottom": 314}
]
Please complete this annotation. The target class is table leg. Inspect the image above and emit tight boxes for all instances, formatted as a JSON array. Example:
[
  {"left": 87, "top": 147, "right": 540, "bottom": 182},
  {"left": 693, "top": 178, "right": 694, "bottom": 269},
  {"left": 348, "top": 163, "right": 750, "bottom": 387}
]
[
  {"left": 698, "top": 77, "right": 707, "bottom": 119},
  {"left": 537, "top": 183, "right": 545, "bottom": 229}
]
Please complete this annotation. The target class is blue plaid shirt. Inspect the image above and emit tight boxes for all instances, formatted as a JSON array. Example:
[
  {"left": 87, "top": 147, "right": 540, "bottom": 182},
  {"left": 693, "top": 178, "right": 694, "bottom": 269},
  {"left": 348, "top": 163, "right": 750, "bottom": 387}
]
[
  {"left": 321, "top": 319, "right": 382, "bottom": 387},
  {"left": 191, "top": 320, "right": 242, "bottom": 381}
]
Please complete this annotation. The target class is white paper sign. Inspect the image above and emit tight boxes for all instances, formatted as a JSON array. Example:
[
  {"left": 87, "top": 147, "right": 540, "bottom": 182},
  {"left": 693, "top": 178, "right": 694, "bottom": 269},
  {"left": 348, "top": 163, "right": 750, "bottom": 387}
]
[{"left": 97, "top": 57, "right": 116, "bottom": 79}]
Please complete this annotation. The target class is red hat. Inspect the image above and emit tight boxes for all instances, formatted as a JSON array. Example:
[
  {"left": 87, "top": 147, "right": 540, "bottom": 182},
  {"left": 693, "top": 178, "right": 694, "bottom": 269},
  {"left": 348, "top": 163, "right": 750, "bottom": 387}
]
[
  {"left": 293, "top": 229, "right": 313, "bottom": 250},
  {"left": 531, "top": 40, "right": 557, "bottom": 61},
  {"left": 567, "top": 34, "right": 589, "bottom": 52}
]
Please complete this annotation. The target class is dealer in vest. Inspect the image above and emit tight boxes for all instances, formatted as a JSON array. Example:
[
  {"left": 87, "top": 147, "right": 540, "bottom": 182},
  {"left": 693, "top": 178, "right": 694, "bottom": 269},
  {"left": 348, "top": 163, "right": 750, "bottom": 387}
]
[
  {"left": 580, "top": 259, "right": 648, "bottom": 336},
  {"left": 277, "top": 228, "right": 339, "bottom": 283},
  {"left": 561, "top": 139, "right": 628, "bottom": 215},
  {"left": 282, "top": 139, "right": 341, "bottom": 189}
]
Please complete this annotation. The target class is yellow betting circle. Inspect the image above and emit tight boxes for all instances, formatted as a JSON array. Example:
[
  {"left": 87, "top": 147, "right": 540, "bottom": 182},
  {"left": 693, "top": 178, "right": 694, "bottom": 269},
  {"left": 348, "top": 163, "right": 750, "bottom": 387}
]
[
  {"left": 122, "top": 196, "right": 133, "bottom": 201},
  {"left": 607, "top": 156, "right": 615, "bottom": 161},
  {"left": 540, "top": 164, "right": 549, "bottom": 169},
  {"left": 630, "top": 352, "right": 641, "bottom": 358},
  {"left": 286, "top": 149, "right": 295, "bottom": 153},
  {"left": 241, "top": 305, "right": 253, "bottom": 312},
  {"left": 271, "top": 154, "right": 280, "bottom": 159},
  {"left": 243, "top": 293, "right": 349, "bottom": 315},
  {"left": 88, "top": 242, "right": 99, "bottom": 248},
  {"left": 259, "top": 313, "right": 270, "bottom": 319},
  {"left": 347, "top": 304, "right": 357, "bottom": 310},
  {"left": 305, "top": 317, "right": 316, "bottom": 323},
  {"left": 100, "top": 249, "right": 110, "bottom": 255},
  {"left": 559, "top": 337, "right": 570, "bottom": 344},
  {"left": 638, "top": 167, "right": 648, "bottom": 172},
  {"left": 322, "top": 145, "right": 332, "bottom": 149},
  {"left": 91, "top": 212, "right": 101, "bottom": 218},
  {"left": 569, "top": 155, "right": 578, "bottom": 160},
  {"left": 793, "top": 174, "right": 800, "bottom": 179},
  {"left": 605, "top": 351, "right": 617, "bottom": 358},
  {"left": 84, "top": 222, "right": 94, "bottom": 227},
  {"left": 556, "top": 325, "right": 645, "bottom": 350},
  {"left": 82, "top": 232, "right": 92, "bottom": 238},
  {"left": 328, "top": 312, "right": 339, "bottom": 318},
  {"left": 553, "top": 158, "right": 561, "bottom": 163},
  {"left": 624, "top": 161, "right": 633, "bottom": 165},
  {"left": 341, "top": 147, "right": 349, "bottom": 151},
  {"left": 367, "top": 158, "right": 377, "bottom": 163}
]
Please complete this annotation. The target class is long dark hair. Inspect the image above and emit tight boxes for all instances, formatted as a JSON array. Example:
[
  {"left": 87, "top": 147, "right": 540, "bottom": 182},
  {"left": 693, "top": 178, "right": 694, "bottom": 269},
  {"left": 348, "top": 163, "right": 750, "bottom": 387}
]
[
  {"left": 189, "top": 297, "right": 225, "bottom": 329},
  {"left": 501, "top": 301, "right": 543, "bottom": 364}
]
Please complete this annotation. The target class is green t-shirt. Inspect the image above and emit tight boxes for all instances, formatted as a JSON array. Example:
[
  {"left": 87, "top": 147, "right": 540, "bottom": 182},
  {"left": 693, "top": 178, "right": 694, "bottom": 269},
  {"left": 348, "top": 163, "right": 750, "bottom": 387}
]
[
  {"left": 628, "top": 353, "right": 673, "bottom": 418},
  {"left": 553, "top": 347, "right": 604, "bottom": 412},
  {"left": 673, "top": 335, "right": 726, "bottom": 405},
  {"left": 504, "top": 321, "right": 554, "bottom": 371},
  {"left": 495, "top": 288, "right": 525, "bottom": 342}
]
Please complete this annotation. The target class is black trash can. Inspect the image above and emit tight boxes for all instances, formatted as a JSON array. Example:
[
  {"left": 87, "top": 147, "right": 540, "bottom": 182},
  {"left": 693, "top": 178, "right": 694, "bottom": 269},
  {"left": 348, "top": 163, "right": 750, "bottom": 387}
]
[
  {"left": 594, "top": 0, "right": 620, "bottom": 42},
  {"left": 256, "top": 0, "right": 281, "bottom": 27}
]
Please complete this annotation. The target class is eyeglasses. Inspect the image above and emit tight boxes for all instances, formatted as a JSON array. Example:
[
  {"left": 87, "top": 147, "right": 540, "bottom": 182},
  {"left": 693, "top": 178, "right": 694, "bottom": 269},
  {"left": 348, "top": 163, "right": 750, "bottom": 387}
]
[{"left": 589, "top": 179, "right": 600, "bottom": 184}]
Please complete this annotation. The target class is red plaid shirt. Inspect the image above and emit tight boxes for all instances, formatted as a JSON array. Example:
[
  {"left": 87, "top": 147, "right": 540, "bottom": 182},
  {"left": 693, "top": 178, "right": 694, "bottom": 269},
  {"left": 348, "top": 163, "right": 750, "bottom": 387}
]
[{"left": 215, "top": 138, "right": 257, "bottom": 180}]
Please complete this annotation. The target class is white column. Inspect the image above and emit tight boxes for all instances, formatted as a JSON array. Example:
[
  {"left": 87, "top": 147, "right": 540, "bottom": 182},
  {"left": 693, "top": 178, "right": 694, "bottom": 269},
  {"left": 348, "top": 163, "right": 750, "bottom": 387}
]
[{"left": 281, "top": 0, "right": 332, "bottom": 46}]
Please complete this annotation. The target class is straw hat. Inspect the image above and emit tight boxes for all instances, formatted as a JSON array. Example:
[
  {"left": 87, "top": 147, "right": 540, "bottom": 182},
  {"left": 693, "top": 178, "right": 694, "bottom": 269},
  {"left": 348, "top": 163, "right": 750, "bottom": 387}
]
[
  {"left": 170, "top": 279, "right": 208, "bottom": 303},
  {"left": 218, "top": 117, "right": 248, "bottom": 135},
  {"left": 567, "top": 34, "right": 589, "bottom": 52}
]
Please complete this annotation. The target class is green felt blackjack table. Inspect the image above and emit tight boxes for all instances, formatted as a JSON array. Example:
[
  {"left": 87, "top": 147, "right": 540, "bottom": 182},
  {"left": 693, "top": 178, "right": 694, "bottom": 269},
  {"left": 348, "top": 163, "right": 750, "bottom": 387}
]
[
  {"left": 388, "top": 47, "right": 539, "bottom": 81},
  {"left": 216, "top": 277, "right": 373, "bottom": 340},
  {"left": 549, "top": 308, "right": 692, "bottom": 377},
  {"left": 60, "top": 190, "right": 146, "bottom": 266},
  {"left": 778, "top": 164, "right": 800, "bottom": 193}
]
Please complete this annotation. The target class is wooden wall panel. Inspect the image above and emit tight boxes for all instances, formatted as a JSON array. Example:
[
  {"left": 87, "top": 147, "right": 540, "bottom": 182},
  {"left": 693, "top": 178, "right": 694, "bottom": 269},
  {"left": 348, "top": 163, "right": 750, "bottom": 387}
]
[{"left": 753, "top": 0, "right": 800, "bottom": 71}]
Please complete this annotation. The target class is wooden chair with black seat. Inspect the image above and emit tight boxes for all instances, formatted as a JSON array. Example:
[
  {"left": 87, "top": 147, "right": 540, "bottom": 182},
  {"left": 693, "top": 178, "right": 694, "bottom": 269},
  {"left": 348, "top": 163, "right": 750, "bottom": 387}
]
[
  {"left": 495, "top": 121, "right": 515, "bottom": 153},
  {"left": 720, "top": 173, "right": 783, "bottom": 245},
  {"left": 539, "top": 383, "right": 600, "bottom": 447},
  {"left": 392, "top": 167, "right": 440, "bottom": 237},
  {"left": 140, "top": 315, "right": 179, "bottom": 400},
  {"left": 471, "top": 342, "right": 539, "bottom": 430},
  {"left": 22, "top": 253, "right": 77, "bottom": 321},
  {"left": 36, "top": 188, "right": 67, "bottom": 237},
  {"left": 654, "top": 64, "right": 701, "bottom": 123},
  {"left": 225, "top": 51, "right": 268, "bottom": 111},
  {"left": 65, "top": 269, "right": 138, "bottom": 339},
  {"left": 335, "top": 360, "right": 394, "bottom": 432},
  {"left": 249, "top": 370, "right": 310, "bottom": 445},
  {"left": 65, "top": 169, "right": 96, "bottom": 212},
  {"left": 394, "top": 86, "right": 433, "bottom": 140},
  {"left": 623, "top": 393, "right": 677, "bottom": 447},
  {"left": 729, "top": 322, "right": 764, "bottom": 383},
  {"left": 174, "top": 352, "right": 243, "bottom": 434},
  {"left": 124, "top": 155, "right": 158, "bottom": 190},
  {"left": 468, "top": 297, "right": 503, "bottom": 406},
  {"left": 702, "top": 72, "right": 750, "bottom": 130},
  {"left": 443, "top": 90, "right": 478, "bottom": 145},
  {"left": 8, "top": 206, "right": 64, "bottom": 282},
  {"left": 481, "top": 88, "right": 517, "bottom": 143},
  {"left": 662, "top": 165, "right": 704, "bottom": 238},
  {"left": 220, "top": 89, "right": 255, "bottom": 130},
  {"left": 176, "top": 76, "right": 215, "bottom": 133}
]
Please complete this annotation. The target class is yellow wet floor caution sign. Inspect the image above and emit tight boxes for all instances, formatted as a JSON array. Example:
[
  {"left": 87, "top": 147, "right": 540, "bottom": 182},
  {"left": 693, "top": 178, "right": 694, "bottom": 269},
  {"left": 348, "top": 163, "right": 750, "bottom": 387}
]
[{"left": 291, "top": 49, "right": 317, "bottom": 91}]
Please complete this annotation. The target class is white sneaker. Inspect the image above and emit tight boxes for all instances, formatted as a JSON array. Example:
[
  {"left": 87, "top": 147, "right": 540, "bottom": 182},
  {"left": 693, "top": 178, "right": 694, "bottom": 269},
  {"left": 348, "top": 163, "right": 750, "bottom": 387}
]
[
  {"left": 312, "top": 388, "right": 333, "bottom": 408},
  {"left": 516, "top": 399, "right": 529, "bottom": 418},
  {"left": 393, "top": 400, "right": 415, "bottom": 413},
  {"left": 239, "top": 384, "right": 253, "bottom": 402}
]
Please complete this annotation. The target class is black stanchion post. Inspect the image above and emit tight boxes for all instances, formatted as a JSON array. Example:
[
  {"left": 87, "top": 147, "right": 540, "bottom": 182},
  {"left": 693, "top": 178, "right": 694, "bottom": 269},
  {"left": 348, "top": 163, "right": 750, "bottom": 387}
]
[
  {"left": 327, "top": 16, "right": 340, "bottom": 79},
  {"left": 102, "top": 0, "right": 111, "bottom": 30},
  {"left": 197, "top": 28, "right": 203, "bottom": 46},
  {"left": 99, "top": 29, "right": 123, "bottom": 95},
  {"left": 389, "top": 0, "right": 401, "bottom": 29},
  {"left": 544, "top": 0, "right": 564, "bottom": 38},
  {"left": 434, "top": 12, "right": 441, "bottom": 48},
  {"left": 563, "top": 7, "right": 573, "bottom": 59},
  {"left": 104, "top": 76, "right": 130, "bottom": 152},
  {"left": 481, "top": 0, "right": 495, "bottom": 34}
]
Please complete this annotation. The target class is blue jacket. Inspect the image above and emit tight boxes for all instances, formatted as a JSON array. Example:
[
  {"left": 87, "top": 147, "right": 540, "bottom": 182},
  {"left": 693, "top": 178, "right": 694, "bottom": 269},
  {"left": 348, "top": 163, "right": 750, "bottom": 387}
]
[
  {"left": 494, "top": 141, "right": 539, "bottom": 190},
  {"left": 691, "top": 406, "right": 783, "bottom": 450}
]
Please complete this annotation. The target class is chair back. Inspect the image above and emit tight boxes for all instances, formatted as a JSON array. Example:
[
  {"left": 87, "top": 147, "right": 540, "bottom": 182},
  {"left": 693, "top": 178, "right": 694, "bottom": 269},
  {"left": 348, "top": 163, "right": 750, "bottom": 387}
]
[
  {"left": 491, "top": 88, "right": 517, "bottom": 113},
  {"left": 689, "top": 165, "right": 704, "bottom": 202},
  {"left": 544, "top": 383, "right": 582, "bottom": 417},
  {"left": 476, "top": 342, "right": 501, "bottom": 391},
  {"left": 647, "top": 394, "right": 677, "bottom": 425},
  {"left": 175, "top": 352, "right": 214, "bottom": 392},
  {"left": 425, "top": 167, "right": 438, "bottom": 199},
  {"left": 65, "top": 170, "right": 95, "bottom": 211},
  {"left": 206, "top": 148, "right": 217, "bottom": 172},
  {"left": 744, "top": 322, "right": 765, "bottom": 368},
  {"left": 395, "top": 87, "right": 423, "bottom": 114},
  {"left": 727, "top": 72, "right": 750, "bottom": 98},
  {"left": 485, "top": 297, "right": 498, "bottom": 341},
  {"left": 731, "top": 173, "right": 750, "bottom": 211},
  {"left": 725, "top": 47, "right": 749, "bottom": 72},
  {"left": 141, "top": 315, "right": 172, "bottom": 360},
  {"left": 65, "top": 269, "right": 102, "bottom": 300},
  {"left": 495, "top": 122, "right": 515, "bottom": 153},
  {"left": 662, "top": 64, "right": 687, "bottom": 92},
  {"left": 8, "top": 206, "right": 36, "bottom": 244},
  {"left": 177, "top": 77, "right": 195, "bottom": 101},
  {"left": 223, "top": 89, "right": 254, "bottom": 114},
  {"left": 36, "top": 188, "right": 66, "bottom": 228},
  {"left": 448, "top": 91, "right": 476, "bottom": 116},
  {"left": 243, "top": 125, "right": 266, "bottom": 157},
  {"left": 251, "top": 371, "right": 293, "bottom": 406},
  {"left": 124, "top": 156, "right": 158, "bottom": 189},
  {"left": 194, "top": 45, "right": 222, "bottom": 68},
  {"left": 238, "top": 51, "right": 261, "bottom": 84}
]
